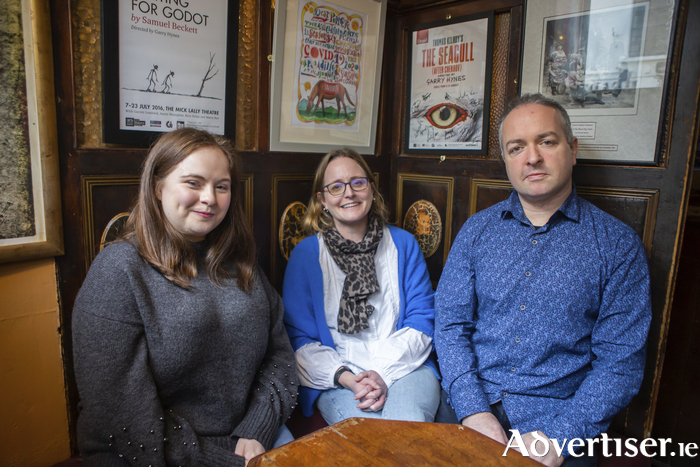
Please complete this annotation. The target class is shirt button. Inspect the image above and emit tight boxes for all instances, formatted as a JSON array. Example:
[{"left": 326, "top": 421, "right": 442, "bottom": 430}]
[
  {"left": 515, "top": 337, "right": 521, "bottom": 343},
  {"left": 520, "top": 304, "right": 526, "bottom": 310},
  {"left": 503, "top": 392, "right": 508, "bottom": 397},
  {"left": 525, "top": 271, "right": 531, "bottom": 277},
  {"left": 532, "top": 239, "right": 538, "bottom": 245},
  {"left": 511, "top": 367, "right": 517, "bottom": 372}
]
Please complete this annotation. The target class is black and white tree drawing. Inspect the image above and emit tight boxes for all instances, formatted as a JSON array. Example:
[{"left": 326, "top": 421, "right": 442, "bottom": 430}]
[{"left": 196, "top": 53, "right": 219, "bottom": 98}]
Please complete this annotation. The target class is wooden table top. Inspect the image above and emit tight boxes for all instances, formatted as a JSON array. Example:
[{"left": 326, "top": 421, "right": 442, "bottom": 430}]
[{"left": 249, "top": 418, "right": 539, "bottom": 466}]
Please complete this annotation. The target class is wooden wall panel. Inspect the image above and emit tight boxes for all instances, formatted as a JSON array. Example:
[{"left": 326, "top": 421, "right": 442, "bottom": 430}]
[
  {"left": 80, "top": 175, "right": 140, "bottom": 269},
  {"left": 469, "top": 179, "right": 659, "bottom": 256},
  {"left": 270, "top": 175, "right": 315, "bottom": 289},
  {"left": 396, "top": 173, "right": 454, "bottom": 286},
  {"left": 578, "top": 187, "right": 659, "bottom": 256},
  {"left": 652, "top": 179, "right": 700, "bottom": 467}
]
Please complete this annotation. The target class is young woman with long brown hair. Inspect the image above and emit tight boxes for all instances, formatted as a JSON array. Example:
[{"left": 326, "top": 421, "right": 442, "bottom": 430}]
[{"left": 72, "top": 128, "right": 296, "bottom": 466}]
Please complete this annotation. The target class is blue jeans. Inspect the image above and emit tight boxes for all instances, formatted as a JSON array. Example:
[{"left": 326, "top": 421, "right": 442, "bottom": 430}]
[
  {"left": 316, "top": 365, "right": 440, "bottom": 425},
  {"left": 435, "top": 388, "right": 459, "bottom": 424},
  {"left": 272, "top": 424, "right": 294, "bottom": 448}
]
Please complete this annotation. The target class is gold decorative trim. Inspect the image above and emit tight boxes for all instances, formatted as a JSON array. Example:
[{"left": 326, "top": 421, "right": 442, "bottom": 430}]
[
  {"left": 278, "top": 201, "right": 308, "bottom": 260},
  {"left": 271, "top": 174, "right": 315, "bottom": 280},
  {"left": 236, "top": 0, "right": 259, "bottom": 150},
  {"left": 468, "top": 179, "right": 512, "bottom": 217},
  {"left": 100, "top": 212, "right": 130, "bottom": 251},
  {"left": 489, "top": 12, "right": 511, "bottom": 159},
  {"left": 0, "top": 0, "right": 64, "bottom": 264},
  {"left": 240, "top": 173, "right": 254, "bottom": 228},
  {"left": 469, "top": 179, "right": 659, "bottom": 256},
  {"left": 71, "top": 0, "right": 103, "bottom": 147},
  {"left": 396, "top": 173, "right": 454, "bottom": 265},
  {"left": 81, "top": 175, "right": 140, "bottom": 270}
]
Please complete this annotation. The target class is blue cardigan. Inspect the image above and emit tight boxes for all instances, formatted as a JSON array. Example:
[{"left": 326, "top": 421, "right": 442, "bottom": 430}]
[{"left": 282, "top": 225, "right": 439, "bottom": 416}]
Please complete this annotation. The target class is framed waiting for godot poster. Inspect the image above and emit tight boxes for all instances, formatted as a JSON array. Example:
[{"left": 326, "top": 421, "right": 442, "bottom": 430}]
[{"left": 101, "top": 0, "right": 238, "bottom": 146}]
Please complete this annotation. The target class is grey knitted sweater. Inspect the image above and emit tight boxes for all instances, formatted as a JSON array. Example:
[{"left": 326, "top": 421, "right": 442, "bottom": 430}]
[{"left": 73, "top": 241, "right": 298, "bottom": 467}]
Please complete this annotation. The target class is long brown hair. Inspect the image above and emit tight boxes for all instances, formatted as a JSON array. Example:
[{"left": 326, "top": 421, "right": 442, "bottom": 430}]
[
  {"left": 121, "top": 128, "right": 256, "bottom": 291},
  {"left": 301, "top": 148, "right": 389, "bottom": 234}
]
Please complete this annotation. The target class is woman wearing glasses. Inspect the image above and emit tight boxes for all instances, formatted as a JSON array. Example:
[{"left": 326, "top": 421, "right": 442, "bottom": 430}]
[{"left": 282, "top": 148, "right": 441, "bottom": 425}]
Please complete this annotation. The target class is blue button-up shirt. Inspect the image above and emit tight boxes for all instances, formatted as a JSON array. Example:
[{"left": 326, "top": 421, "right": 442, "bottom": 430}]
[{"left": 435, "top": 188, "right": 651, "bottom": 455}]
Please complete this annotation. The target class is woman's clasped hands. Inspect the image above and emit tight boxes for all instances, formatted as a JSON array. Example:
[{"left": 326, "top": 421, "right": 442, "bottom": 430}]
[{"left": 339, "top": 369, "right": 388, "bottom": 412}]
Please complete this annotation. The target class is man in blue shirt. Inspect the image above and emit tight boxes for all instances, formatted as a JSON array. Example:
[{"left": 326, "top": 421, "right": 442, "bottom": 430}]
[{"left": 434, "top": 94, "right": 651, "bottom": 466}]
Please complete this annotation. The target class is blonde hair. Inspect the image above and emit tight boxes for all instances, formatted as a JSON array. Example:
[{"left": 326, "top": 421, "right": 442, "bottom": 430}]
[
  {"left": 120, "top": 128, "right": 256, "bottom": 291},
  {"left": 301, "top": 148, "right": 389, "bottom": 235}
]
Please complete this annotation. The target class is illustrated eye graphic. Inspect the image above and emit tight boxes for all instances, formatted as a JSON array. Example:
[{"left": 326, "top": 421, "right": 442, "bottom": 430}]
[{"left": 425, "top": 103, "right": 468, "bottom": 129}]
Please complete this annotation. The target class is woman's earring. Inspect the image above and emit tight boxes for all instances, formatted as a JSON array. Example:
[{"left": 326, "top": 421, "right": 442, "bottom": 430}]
[{"left": 322, "top": 206, "right": 330, "bottom": 213}]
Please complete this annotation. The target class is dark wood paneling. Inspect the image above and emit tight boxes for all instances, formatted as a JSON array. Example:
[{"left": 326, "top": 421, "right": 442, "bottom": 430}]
[
  {"left": 652, "top": 216, "right": 700, "bottom": 466},
  {"left": 50, "top": 0, "right": 699, "bottom": 454},
  {"left": 396, "top": 173, "right": 454, "bottom": 286},
  {"left": 80, "top": 175, "right": 140, "bottom": 269},
  {"left": 270, "top": 175, "right": 314, "bottom": 289},
  {"left": 469, "top": 179, "right": 659, "bottom": 256}
]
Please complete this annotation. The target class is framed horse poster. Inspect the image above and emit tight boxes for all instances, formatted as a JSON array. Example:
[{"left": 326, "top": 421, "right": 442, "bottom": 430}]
[{"left": 270, "top": 0, "right": 387, "bottom": 154}]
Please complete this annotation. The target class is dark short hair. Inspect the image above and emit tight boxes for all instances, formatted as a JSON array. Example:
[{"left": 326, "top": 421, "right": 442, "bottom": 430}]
[{"left": 498, "top": 93, "right": 575, "bottom": 157}]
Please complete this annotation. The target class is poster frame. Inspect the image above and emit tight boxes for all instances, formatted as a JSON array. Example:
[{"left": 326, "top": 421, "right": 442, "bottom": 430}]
[
  {"left": 101, "top": 0, "right": 239, "bottom": 147},
  {"left": 269, "top": 0, "right": 387, "bottom": 154},
  {"left": 403, "top": 11, "right": 494, "bottom": 156},
  {"left": 520, "top": 0, "right": 679, "bottom": 165},
  {"left": 0, "top": 0, "right": 64, "bottom": 264}
]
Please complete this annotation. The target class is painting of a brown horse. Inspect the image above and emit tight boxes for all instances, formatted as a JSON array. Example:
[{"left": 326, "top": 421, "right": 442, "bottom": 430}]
[{"left": 306, "top": 81, "right": 356, "bottom": 118}]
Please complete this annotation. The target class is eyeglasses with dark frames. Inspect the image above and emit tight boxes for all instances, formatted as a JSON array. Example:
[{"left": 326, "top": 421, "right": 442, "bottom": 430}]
[{"left": 323, "top": 177, "right": 369, "bottom": 197}]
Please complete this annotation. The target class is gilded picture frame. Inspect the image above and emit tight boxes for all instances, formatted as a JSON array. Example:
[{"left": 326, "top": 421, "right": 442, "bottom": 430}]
[{"left": 0, "top": 0, "right": 63, "bottom": 264}]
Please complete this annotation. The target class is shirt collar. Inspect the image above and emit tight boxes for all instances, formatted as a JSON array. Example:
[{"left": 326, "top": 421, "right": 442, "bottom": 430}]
[{"left": 500, "top": 184, "right": 581, "bottom": 225}]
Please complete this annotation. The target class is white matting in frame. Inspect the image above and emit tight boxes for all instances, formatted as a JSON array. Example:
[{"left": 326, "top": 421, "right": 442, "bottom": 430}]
[
  {"left": 270, "top": 0, "right": 387, "bottom": 154},
  {"left": 521, "top": 0, "right": 675, "bottom": 163}
]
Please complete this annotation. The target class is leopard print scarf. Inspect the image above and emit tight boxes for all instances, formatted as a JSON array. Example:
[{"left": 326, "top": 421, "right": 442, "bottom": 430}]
[{"left": 323, "top": 216, "right": 383, "bottom": 334}]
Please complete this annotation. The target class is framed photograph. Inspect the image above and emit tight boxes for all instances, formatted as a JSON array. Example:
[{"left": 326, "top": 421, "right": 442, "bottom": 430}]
[
  {"left": 270, "top": 0, "right": 387, "bottom": 154},
  {"left": 0, "top": 0, "right": 63, "bottom": 264},
  {"left": 102, "top": 0, "right": 238, "bottom": 146},
  {"left": 521, "top": 0, "right": 677, "bottom": 164},
  {"left": 404, "top": 12, "right": 494, "bottom": 155}
]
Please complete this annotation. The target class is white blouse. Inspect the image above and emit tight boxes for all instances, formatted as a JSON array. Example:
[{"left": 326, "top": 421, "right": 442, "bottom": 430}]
[{"left": 295, "top": 227, "right": 433, "bottom": 390}]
